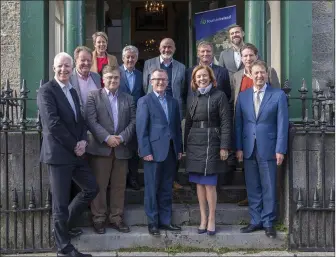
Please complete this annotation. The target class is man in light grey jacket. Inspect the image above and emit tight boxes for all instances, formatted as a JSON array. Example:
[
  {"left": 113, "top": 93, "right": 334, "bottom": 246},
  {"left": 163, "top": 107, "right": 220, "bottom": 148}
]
[
  {"left": 218, "top": 25, "right": 245, "bottom": 79},
  {"left": 70, "top": 46, "right": 101, "bottom": 114},
  {"left": 85, "top": 65, "right": 135, "bottom": 235}
]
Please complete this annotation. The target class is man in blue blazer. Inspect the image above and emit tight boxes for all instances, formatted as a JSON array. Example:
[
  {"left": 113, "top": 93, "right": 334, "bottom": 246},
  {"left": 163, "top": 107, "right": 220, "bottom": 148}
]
[
  {"left": 235, "top": 60, "right": 289, "bottom": 239},
  {"left": 136, "top": 68, "right": 183, "bottom": 236},
  {"left": 119, "top": 45, "right": 144, "bottom": 191}
]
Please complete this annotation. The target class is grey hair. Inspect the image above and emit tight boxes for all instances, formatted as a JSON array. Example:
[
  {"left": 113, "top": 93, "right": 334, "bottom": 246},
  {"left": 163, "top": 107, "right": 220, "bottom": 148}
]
[
  {"left": 197, "top": 41, "right": 213, "bottom": 51},
  {"left": 122, "top": 45, "right": 139, "bottom": 58},
  {"left": 150, "top": 68, "right": 168, "bottom": 79},
  {"left": 54, "top": 52, "right": 74, "bottom": 67}
]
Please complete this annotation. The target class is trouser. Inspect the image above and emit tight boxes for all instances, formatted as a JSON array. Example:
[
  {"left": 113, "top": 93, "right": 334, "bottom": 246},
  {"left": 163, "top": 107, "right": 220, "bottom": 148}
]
[
  {"left": 244, "top": 145, "right": 277, "bottom": 227},
  {"left": 90, "top": 151, "right": 128, "bottom": 224},
  {"left": 48, "top": 161, "right": 98, "bottom": 253},
  {"left": 144, "top": 144, "right": 176, "bottom": 225}
]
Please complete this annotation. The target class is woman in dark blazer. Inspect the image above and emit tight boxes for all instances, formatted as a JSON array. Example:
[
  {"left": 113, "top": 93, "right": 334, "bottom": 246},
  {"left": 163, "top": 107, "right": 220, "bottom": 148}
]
[{"left": 184, "top": 65, "right": 231, "bottom": 235}]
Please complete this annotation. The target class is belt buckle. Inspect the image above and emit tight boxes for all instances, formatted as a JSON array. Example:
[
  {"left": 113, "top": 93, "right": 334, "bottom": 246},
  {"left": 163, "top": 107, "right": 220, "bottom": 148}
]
[{"left": 200, "top": 121, "right": 205, "bottom": 128}]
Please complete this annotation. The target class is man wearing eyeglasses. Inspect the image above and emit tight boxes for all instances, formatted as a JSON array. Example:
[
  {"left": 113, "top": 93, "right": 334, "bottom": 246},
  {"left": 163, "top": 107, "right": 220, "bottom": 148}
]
[{"left": 136, "top": 69, "right": 183, "bottom": 236}]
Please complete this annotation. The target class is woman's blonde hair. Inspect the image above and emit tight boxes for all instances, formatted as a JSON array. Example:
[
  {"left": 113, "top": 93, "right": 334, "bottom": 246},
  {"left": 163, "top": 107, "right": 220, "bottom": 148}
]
[
  {"left": 191, "top": 65, "right": 217, "bottom": 91},
  {"left": 92, "top": 31, "right": 108, "bottom": 44}
]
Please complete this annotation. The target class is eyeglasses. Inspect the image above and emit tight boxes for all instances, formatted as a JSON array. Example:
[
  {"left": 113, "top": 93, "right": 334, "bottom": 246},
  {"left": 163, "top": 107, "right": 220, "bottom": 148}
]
[{"left": 151, "top": 78, "right": 168, "bottom": 82}]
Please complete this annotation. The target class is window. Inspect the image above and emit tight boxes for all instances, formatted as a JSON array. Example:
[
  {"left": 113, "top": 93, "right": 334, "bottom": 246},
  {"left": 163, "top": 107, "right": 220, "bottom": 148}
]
[{"left": 55, "top": 1, "right": 64, "bottom": 54}]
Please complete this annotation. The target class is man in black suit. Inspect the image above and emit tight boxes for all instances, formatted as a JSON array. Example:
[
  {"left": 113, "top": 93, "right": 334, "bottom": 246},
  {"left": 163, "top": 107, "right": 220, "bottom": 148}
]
[
  {"left": 37, "top": 52, "right": 98, "bottom": 257},
  {"left": 183, "top": 41, "right": 234, "bottom": 186}
]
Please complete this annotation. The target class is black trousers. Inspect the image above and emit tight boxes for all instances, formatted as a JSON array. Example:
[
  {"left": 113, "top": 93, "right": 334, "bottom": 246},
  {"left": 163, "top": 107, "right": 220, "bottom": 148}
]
[{"left": 48, "top": 159, "right": 98, "bottom": 253}]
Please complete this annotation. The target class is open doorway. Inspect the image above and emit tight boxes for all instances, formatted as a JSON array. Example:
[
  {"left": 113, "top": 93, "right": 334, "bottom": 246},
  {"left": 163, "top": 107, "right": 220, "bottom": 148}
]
[{"left": 130, "top": 1, "right": 189, "bottom": 71}]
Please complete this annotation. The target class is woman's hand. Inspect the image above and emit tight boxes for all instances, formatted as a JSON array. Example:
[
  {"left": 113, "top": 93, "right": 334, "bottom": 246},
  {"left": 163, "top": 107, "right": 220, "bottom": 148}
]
[{"left": 220, "top": 149, "right": 229, "bottom": 161}]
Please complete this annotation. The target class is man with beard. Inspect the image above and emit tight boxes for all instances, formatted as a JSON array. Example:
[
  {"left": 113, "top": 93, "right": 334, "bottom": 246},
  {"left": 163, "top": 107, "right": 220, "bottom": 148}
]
[
  {"left": 143, "top": 38, "right": 185, "bottom": 190},
  {"left": 218, "top": 25, "right": 245, "bottom": 79},
  {"left": 37, "top": 52, "right": 97, "bottom": 257}
]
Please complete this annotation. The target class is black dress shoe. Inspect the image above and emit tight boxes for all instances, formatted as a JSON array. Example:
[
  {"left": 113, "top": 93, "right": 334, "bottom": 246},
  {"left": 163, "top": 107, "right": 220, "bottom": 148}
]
[
  {"left": 57, "top": 248, "right": 92, "bottom": 257},
  {"left": 240, "top": 224, "right": 263, "bottom": 233},
  {"left": 159, "top": 224, "right": 181, "bottom": 231},
  {"left": 111, "top": 221, "right": 130, "bottom": 233},
  {"left": 148, "top": 224, "right": 160, "bottom": 236},
  {"left": 68, "top": 228, "right": 83, "bottom": 238},
  {"left": 128, "top": 176, "right": 140, "bottom": 190},
  {"left": 265, "top": 226, "right": 277, "bottom": 238},
  {"left": 93, "top": 221, "right": 106, "bottom": 234}
]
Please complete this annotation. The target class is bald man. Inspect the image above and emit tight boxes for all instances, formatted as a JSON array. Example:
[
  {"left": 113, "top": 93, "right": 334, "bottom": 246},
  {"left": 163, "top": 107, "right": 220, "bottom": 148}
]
[{"left": 142, "top": 38, "right": 186, "bottom": 190}]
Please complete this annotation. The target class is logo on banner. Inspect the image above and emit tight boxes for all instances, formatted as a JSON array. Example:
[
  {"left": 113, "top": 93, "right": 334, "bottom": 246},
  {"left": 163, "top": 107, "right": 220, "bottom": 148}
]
[
  {"left": 199, "top": 15, "right": 232, "bottom": 25},
  {"left": 200, "top": 18, "right": 206, "bottom": 25}
]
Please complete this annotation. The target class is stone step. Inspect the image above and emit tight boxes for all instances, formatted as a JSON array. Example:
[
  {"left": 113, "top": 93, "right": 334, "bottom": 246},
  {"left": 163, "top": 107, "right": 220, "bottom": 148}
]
[
  {"left": 72, "top": 226, "right": 286, "bottom": 251},
  {"left": 137, "top": 168, "right": 245, "bottom": 186},
  {"left": 124, "top": 185, "right": 246, "bottom": 204},
  {"left": 75, "top": 203, "right": 249, "bottom": 227}
]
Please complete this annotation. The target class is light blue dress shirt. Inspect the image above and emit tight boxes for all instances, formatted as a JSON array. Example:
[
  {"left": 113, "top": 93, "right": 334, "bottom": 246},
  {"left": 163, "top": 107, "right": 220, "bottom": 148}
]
[
  {"left": 124, "top": 65, "right": 135, "bottom": 92},
  {"left": 154, "top": 91, "right": 169, "bottom": 123}
]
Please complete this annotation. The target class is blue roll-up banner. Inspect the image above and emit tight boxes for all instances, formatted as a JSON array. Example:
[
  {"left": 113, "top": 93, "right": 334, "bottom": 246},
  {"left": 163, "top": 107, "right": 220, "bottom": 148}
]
[{"left": 194, "top": 6, "right": 237, "bottom": 64}]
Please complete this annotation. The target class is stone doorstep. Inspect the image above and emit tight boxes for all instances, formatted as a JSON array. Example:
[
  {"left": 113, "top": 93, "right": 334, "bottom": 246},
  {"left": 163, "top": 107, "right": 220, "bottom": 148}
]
[
  {"left": 72, "top": 226, "right": 287, "bottom": 251},
  {"left": 124, "top": 185, "right": 247, "bottom": 205},
  {"left": 75, "top": 203, "right": 250, "bottom": 227}
]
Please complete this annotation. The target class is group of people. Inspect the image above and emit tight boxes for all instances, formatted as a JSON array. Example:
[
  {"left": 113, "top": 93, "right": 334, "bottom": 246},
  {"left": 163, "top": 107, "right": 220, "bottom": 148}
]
[{"left": 37, "top": 25, "right": 289, "bottom": 257}]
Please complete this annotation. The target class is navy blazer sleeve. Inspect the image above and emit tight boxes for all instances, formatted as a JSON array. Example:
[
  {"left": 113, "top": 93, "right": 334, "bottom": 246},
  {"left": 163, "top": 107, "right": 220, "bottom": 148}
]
[
  {"left": 218, "top": 67, "right": 231, "bottom": 101},
  {"left": 136, "top": 97, "right": 152, "bottom": 157}
]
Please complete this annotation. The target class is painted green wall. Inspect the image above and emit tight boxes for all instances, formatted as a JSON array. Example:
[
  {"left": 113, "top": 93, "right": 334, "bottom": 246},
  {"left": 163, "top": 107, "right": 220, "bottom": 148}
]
[
  {"left": 281, "top": 1, "right": 312, "bottom": 119},
  {"left": 20, "top": 1, "right": 49, "bottom": 117}
]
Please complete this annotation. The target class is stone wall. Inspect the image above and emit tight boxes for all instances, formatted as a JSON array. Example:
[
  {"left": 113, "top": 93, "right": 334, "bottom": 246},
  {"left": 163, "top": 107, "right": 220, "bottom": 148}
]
[
  {"left": 312, "top": 1, "right": 335, "bottom": 88},
  {"left": 0, "top": 1, "right": 20, "bottom": 92}
]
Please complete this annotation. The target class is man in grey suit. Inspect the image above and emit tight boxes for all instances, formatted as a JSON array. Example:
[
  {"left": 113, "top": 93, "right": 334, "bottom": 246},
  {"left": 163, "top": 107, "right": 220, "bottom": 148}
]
[
  {"left": 70, "top": 46, "right": 101, "bottom": 112},
  {"left": 142, "top": 38, "right": 185, "bottom": 190},
  {"left": 85, "top": 65, "right": 136, "bottom": 234},
  {"left": 218, "top": 25, "right": 245, "bottom": 79}
]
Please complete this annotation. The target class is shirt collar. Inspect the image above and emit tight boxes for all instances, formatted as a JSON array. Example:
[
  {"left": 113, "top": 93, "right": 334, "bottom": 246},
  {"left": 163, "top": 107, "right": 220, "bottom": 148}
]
[
  {"left": 104, "top": 87, "right": 118, "bottom": 97},
  {"left": 76, "top": 69, "right": 91, "bottom": 80},
  {"left": 153, "top": 90, "right": 166, "bottom": 99},
  {"left": 243, "top": 68, "right": 252, "bottom": 78},
  {"left": 123, "top": 65, "right": 134, "bottom": 73},
  {"left": 54, "top": 77, "right": 72, "bottom": 90},
  {"left": 253, "top": 83, "right": 267, "bottom": 93},
  {"left": 160, "top": 56, "right": 173, "bottom": 65}
]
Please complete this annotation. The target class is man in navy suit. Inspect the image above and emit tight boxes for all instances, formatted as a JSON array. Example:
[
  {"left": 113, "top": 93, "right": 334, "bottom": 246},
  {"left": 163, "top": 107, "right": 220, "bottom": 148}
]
[
  {"left": 136, "top": 69, "right": 183, "bottom": 236},
  {"left": 235, "top": 60, "right": 289, "bottom": 239},
  {"left": 37, "top": 52, "right": 97, "bottom": 257},
  {"left": 119, "top": 45, "right": 144, "bottom": 190}
]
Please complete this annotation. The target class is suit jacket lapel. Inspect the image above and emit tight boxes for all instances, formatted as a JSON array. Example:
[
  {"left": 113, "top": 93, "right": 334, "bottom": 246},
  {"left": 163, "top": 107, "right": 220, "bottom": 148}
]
[
  {"left": 257, "top": 85, "right": 272, "bottom": 120},
  {"left": 116, "top": 93, "right": 124, "bottom": 132},
  {"left": 167, "top": 96, "right": 173, "bottom": 125},
  {"left": 234, "top": 70, "right": 244, "bottom": 103},
  {"left": 135, "top": 70, "right": 141, "bottom": 93},
  {"left": 150, "top": 92, "right": 168, "bottom": 124},
  {"left": 52, "top": 79, "right": 76, "bottom": 120},
  {"left": 101, "top": 89, "right": 114, "bottom": 124},
  {"left": 120, "top": 69, "right": 131, "bottom": 93},
  {"left": 171, "top": 60, "right": 178, "bottom": 88},
  {"left": 69, "top": 88, "right": 80, "bottom": 122},
  {"left": 247, "top": 88, "right": 257, "bottom": 120},
  {"left": 212, "top": 65, "right": 220, "bottom": 80}
]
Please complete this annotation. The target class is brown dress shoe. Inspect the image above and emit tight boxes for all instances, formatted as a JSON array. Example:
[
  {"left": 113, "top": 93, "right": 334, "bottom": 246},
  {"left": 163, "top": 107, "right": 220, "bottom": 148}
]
[
  {"left": 173, "top": 181, "right": 183, "bottom": 190},
  {"left": 111, "top": 220, "right": 130, "bottom": 233},
  {"left": 237, "top": 198, "right": 248, "bottom": 206},
  {"left": 93, "top": 221, "right": 106, "bottom": 234}
]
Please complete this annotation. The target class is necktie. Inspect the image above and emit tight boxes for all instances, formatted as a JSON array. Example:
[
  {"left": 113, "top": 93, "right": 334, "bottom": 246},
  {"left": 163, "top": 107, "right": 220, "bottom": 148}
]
[
  {"left": 254, "top": 91, "right": 261, "bottom": 117},
  {"left": 64, "top": 85, "right": 77, "bottom": 121},
  {"left": 158, "top": 96, "right": 169, "bottom": 122}
]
